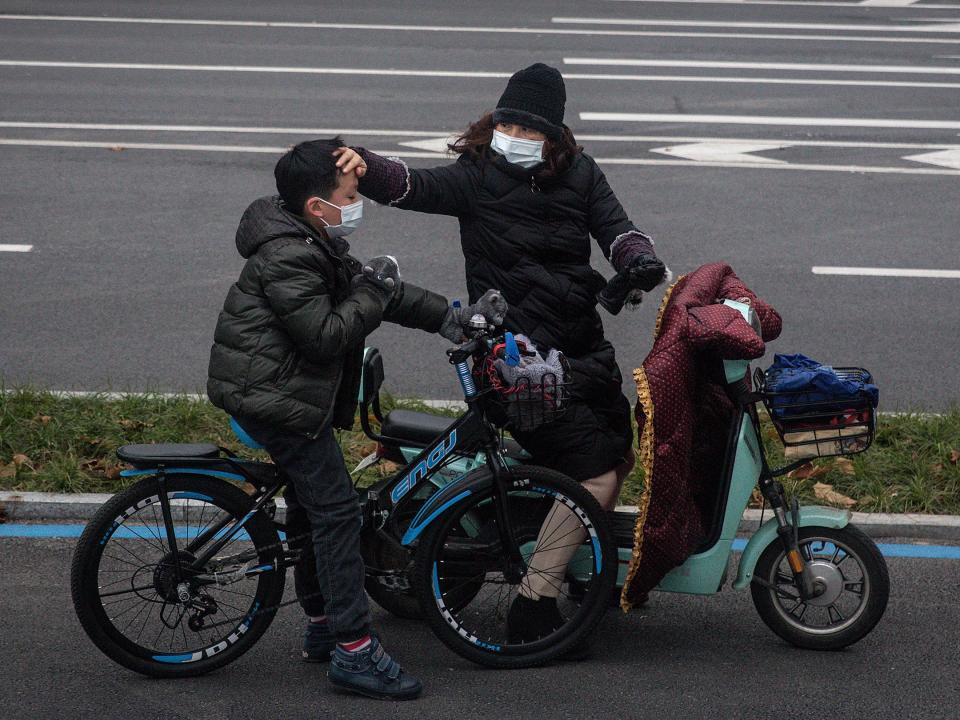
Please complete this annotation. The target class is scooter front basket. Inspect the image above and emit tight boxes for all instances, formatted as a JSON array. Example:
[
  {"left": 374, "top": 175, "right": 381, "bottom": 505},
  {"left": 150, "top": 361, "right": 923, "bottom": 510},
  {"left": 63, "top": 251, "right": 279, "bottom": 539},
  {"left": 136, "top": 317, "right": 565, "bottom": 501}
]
[{"left": 755, "top": 366, "right": 876, "bottom": 459}]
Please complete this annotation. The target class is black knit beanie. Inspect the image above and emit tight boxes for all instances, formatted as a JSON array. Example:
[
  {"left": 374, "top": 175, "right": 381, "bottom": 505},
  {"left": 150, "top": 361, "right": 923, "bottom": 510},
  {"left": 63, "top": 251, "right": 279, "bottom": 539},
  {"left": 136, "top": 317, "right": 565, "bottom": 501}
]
[{"left": 493, "top": 63, "right": 566, "bottom": 141}]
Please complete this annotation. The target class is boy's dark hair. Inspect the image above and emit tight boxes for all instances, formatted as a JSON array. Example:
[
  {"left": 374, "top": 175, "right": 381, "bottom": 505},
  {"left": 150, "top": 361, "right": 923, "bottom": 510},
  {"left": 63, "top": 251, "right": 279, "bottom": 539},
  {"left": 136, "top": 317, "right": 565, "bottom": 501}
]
[{"left": 274, "top": 136, "right": 345, "bottom": 215}]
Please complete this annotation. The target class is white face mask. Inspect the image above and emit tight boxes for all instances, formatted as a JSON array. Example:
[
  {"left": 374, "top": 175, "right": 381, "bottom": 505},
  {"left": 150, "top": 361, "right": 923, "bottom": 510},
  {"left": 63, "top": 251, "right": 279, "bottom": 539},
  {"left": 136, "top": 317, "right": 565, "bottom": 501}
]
[
  {"left": 319, "top": 197, "right": 363, "bottom": 238},
  {"left": 490, "top": 129, "right": 545, "bottom": 169}
]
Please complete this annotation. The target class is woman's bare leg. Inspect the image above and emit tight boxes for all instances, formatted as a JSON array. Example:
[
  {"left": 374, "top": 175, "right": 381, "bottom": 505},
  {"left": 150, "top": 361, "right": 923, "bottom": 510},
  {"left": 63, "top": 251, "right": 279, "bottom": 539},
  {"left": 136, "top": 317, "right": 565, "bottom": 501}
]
[{"left": 519, "top": 469, "right": 619, "bottom": 599}]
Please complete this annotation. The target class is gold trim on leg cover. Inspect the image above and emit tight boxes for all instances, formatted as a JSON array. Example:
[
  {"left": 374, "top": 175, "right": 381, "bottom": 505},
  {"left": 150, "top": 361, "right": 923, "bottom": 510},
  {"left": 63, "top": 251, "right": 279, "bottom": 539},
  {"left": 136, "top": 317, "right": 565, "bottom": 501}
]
[
  {"left": 620, "top": 276, "right": 684, "bottom": 612},
  {"left": 620, "top": 365, "right": 655, "bottom": 611}
]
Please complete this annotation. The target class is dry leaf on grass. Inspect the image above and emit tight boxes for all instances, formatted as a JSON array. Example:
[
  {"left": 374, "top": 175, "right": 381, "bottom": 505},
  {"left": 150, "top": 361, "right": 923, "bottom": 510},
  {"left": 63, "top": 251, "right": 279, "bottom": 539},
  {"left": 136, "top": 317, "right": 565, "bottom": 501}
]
[
  {"left": 118, "top": 418, "right": 153, "bottom": 431},
  {"left": 0, "top": 464, "right": 16, "bottom": 479},
  {"left": 813, "top": 482, "right": 857, "bottom": 509},
  {"left": 32, "top": 414, "right": 52, "bottom": 426},
  {"left": 748, "top": 488, "right": 764, "bottom": 508},
  {"left": 12, "top": 454, "right": 33, "bottom": 469},
  {"left": 835, "top": 458, "right": 856, "bottom": 475},
  {"left": 950, "top": 449, "right": 959, "bottom": 466},
  {"left": 788, "top": 463, "right": 829, "bottom": 480}
]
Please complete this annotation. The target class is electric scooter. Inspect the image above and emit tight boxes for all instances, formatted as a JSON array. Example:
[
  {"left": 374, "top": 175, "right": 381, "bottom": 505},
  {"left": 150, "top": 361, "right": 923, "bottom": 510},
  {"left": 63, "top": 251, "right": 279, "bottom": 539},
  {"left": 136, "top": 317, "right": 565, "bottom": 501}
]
[{"left": 354, "top": 299, "right": 889, "bottom": 655}]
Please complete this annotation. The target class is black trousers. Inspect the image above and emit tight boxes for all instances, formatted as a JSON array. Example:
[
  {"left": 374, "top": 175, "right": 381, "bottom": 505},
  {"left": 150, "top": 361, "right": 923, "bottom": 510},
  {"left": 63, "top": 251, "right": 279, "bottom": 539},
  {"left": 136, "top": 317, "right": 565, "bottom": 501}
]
[{"left": 237, "top": 416, "right": 370, "bottom": 642}]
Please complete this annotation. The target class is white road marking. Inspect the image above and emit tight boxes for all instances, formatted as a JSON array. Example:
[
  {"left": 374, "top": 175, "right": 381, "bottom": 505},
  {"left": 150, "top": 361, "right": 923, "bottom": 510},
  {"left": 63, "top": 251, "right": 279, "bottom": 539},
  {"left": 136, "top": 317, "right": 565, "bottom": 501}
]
[
  {"left": 580, "top": 112, "right": 960, "bottom": 130},
  {"left": 812, "top": 266, "right": 960, "bottom": 277},
  {"left": 552, "top": 16, "right": 960, "bottom": 32},
  {"left": 0, "top": 121, "right": 448, "bottom": 137},
  {"left": 0, "top": 138, "right": 445, "bottom": 158},
  {"left": 2, "top": 60, "right": 959, "bottom": 89},
  {"left": 860, "top": 0, "right": 922, "bottom": 6},
  {"left": 564, "top": 57, "right": 960, "bottom": 75},
  {"left": 4, "top": 137, "right": 960, "bottom": 175},
  {"left": 902, "top": 148, "right": 960, "bottom": 168},
  {"left": 650, "top": 141, "right": 792, "bottom": 162},
  {"left": 606, "top": 0, "right": 952, "bottom": 7},
  {"left": 0, "top": 244, "right": 33, "bottom": 252},
  {"left": 1, "top": 15, "right": 959, "bottom": 45},
  {"left": 398, "top": 136, "right": 458, "bottom": 153},
  {"left": 2, "top": 122, "right": 957, "bottom": 151}
]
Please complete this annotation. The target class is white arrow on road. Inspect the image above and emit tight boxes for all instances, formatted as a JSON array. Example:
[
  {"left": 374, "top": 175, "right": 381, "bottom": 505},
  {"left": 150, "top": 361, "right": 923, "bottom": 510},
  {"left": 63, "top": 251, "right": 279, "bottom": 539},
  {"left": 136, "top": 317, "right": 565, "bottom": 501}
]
[
  {"left": 650, "top": 141, "right": 792, "bottom": 164},
  {"left": 397, "top": 136, "right": 456, "bottom": 154},
  {"left": 902, "top": 149, "right": 960, "bottom": 170}
]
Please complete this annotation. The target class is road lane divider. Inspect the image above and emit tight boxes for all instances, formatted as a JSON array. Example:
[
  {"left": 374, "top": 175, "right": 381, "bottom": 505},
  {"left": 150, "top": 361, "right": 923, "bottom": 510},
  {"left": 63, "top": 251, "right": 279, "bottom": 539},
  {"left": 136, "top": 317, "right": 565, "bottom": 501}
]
[
  {"left": 564, "top": 57, "right": 960, "bottom": 74},
  {"left": 2, "top": 14, "right": 960, "bottom": 45},
  {"left": 580, "top": 112, "right": 960, "bottom": 130},
  {"left": 3, "top": 59, "right": 959, "bottom": 89},
  {"left": 3, "top": 123, "right": 958, "bottom": 152},
  {"left": 0, "top": 244, "right": 32, "bottom": 252},
  {"left": 812, "top": 266, "right": 960, "bottom": 278},
  {"left": 4, "top": 138, "right": 960, "bottom": 176},
  {"left": 552, "top": 16, "right": 960, "bottom": 32}
]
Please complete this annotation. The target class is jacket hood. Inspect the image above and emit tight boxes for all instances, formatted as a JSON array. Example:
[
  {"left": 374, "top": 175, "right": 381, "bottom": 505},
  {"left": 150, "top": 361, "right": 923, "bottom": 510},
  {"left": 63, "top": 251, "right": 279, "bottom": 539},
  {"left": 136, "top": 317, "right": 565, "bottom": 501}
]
[{"left": 235, "top": 195, "right": 333, "bottom": 259}]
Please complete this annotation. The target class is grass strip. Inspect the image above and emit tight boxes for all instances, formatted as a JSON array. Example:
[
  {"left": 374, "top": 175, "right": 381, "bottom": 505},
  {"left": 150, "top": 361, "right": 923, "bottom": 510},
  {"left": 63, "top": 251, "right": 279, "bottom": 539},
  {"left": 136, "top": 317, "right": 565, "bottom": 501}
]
[{"left": 1, "top": 387, "right": 958, "bottom": 514}]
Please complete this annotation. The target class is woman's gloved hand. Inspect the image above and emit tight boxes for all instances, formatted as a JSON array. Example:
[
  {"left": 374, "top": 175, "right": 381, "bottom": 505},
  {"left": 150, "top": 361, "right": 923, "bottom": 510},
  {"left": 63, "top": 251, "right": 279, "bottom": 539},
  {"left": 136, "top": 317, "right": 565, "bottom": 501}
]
[
  {"left": 352, "top": 255, "right": 400, "bottom": 307},
  {"left": 439, "top": 289, "right": 509, "bottom": 343}
]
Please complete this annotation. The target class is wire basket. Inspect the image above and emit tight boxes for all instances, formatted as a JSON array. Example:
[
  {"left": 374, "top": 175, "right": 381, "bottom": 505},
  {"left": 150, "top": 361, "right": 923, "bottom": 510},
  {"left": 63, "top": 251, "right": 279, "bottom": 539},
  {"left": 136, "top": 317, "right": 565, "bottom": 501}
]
[
  {"left": 479, "top": 358, "right": 569, "bottom": 432},
  {"left": 755, "top": 366, "right": 876, "bottom": 459}
]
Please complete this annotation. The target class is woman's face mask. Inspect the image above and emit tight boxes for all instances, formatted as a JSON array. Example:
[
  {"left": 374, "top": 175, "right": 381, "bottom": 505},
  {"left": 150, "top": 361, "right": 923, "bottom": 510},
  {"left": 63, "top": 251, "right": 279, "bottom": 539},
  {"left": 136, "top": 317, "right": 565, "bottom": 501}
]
[
  {"left": 319, "top": 197, "right": 363, "bottom": 238},
  {"left": 490, "top": 129, "right": 544, "bottom": 169}
]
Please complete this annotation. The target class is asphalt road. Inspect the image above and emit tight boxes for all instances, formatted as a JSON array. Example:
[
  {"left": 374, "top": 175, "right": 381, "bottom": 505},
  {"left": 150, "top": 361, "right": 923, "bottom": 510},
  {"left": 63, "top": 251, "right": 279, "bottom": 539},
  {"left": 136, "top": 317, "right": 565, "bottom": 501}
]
[
  {"left": 0, "top": 0, "right": 959, "bottom": 410},
  {"left": 2, "top": 534, "right": 958, "bottom": 720}
]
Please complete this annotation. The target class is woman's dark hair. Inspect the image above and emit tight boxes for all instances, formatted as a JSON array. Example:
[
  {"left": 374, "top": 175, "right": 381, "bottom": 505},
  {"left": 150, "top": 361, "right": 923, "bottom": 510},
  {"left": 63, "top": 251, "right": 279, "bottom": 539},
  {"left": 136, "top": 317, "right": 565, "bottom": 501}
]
[
  {"left": 448, "top": 113, "right": 582, "bottom": 179},
  {"left": 274, "top": 135, "right": 345, "bottom": 213}
]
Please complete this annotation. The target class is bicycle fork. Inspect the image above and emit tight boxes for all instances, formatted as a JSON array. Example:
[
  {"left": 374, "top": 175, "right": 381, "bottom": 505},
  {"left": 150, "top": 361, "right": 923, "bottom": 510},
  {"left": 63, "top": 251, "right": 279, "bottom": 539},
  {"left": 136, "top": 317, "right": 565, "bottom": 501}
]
[{"left": 487, "top": 447, "right": 527, "bottom": 584}]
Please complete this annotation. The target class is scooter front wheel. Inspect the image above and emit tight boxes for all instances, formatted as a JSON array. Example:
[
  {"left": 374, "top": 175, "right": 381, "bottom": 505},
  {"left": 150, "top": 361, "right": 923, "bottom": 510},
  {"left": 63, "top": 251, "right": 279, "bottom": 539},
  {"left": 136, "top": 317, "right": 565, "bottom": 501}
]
[{"left": 751, "top": 524, "right": 888, "bottom": 650}]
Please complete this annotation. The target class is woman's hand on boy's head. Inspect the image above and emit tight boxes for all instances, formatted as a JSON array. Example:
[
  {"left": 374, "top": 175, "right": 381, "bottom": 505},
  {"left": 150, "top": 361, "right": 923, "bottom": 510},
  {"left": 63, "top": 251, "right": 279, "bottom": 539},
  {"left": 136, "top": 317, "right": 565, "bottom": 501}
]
[{"left": 333, "top": 147, "right": 367, "bottom": 177}]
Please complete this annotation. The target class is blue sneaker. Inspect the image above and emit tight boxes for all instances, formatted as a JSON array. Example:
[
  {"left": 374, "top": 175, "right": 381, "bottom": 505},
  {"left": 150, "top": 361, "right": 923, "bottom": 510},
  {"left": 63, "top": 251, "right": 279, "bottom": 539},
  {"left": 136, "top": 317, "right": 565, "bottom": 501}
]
[
  {"left": 302, "top": 620, "right": 336, "bottom": 663},
  {"left": 328, "top": 636, "right": 423, "bottom": 700}
]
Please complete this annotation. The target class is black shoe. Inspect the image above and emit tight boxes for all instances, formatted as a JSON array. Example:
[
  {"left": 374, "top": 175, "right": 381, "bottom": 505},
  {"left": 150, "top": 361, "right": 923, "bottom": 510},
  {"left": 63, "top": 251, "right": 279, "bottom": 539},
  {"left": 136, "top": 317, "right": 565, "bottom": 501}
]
[
  {"left": 507, "top": 594, "right": 566, "bottom": 644},
  {"left": 328, "top": 637, "right": 422, "bottom": 701},
  {"left": 302, "top": 620, "right": 336, "bottom": 663}
]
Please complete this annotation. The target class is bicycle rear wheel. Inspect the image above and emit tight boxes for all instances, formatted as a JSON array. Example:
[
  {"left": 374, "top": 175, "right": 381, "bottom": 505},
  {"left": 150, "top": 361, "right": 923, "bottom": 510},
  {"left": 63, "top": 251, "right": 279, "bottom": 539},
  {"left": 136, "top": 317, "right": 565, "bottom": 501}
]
[
  {"left": 71, "top": 475, "right": 285, "bottom": 677},
  {"left": 413, "top": 465, "right": 616, "bottom": 668}
]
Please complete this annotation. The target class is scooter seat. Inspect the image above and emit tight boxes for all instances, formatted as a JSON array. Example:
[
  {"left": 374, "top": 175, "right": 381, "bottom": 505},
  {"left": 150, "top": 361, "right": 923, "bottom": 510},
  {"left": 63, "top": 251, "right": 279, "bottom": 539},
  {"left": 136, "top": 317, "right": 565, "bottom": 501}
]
[
  {"left": 117, "top": 443, "right": 221, "bottom": 464},
  {"left": 380, "top": 410, "right": 455, "bottom": 446}
]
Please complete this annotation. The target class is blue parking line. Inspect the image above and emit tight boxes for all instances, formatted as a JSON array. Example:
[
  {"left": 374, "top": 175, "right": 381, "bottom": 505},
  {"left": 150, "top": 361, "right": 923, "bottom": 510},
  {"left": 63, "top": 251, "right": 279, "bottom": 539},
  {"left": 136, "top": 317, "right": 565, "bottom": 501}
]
[{"left": 1, "top": 524, "right": 958, "bottom": 558}]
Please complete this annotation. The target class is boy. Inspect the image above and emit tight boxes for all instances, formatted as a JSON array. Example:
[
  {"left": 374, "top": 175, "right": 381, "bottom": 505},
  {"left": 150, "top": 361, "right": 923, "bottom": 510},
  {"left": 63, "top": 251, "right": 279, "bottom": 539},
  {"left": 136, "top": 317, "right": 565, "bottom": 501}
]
[{"left": 207, "top": 137, "right": 506, "bottom": 700}]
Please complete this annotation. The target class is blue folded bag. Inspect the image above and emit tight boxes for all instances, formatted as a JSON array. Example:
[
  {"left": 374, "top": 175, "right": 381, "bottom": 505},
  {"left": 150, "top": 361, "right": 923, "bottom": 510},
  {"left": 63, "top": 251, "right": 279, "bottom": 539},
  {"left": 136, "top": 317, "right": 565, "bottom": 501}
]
[{"left": 765, "top": 353, "right": 879, "bottom": 418}]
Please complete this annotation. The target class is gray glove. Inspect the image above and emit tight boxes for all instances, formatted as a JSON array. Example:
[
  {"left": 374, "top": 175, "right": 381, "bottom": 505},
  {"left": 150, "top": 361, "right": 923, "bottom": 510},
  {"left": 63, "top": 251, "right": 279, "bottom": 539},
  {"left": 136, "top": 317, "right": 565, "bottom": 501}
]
[
  {"left": 439, "top": 289, "right": 508, "bottom": 343},
  {"left": 353, "top": 255, "right": 400, "bottom": 307}
]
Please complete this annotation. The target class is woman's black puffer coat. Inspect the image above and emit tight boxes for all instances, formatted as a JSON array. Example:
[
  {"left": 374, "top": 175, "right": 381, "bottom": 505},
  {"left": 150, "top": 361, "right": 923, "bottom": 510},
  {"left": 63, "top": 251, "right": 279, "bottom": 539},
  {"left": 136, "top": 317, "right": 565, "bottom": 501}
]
[{"left": 358, "top": 149, "right": 644, "bottom": 479}]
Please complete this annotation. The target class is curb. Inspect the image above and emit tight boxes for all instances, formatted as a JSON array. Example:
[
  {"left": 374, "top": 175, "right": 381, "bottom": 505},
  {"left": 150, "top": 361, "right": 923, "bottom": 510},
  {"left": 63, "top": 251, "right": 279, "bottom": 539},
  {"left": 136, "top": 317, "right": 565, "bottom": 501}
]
[{"left": 2, "top": 491, "right": 959, "bottom": 541}]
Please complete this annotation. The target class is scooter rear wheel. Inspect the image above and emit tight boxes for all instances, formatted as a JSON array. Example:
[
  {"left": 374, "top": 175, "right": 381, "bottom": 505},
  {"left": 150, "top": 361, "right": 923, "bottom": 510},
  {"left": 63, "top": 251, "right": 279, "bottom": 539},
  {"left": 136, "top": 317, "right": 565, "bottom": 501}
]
[{"left": 751, "top": 524, "right": 888, "bottom": 650}]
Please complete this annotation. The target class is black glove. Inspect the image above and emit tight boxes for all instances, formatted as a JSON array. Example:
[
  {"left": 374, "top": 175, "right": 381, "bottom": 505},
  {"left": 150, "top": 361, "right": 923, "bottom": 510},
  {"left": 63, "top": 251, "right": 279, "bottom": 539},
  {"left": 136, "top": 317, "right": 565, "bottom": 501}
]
[
  {"left": 352, "top": 255, "right": 400, "bottom": 307},
  {"left": 598, "top": 254, "right": 667, "bottom": 315},
  {"left": 439, "top": 289, "right": 509, "bottom": 343}
]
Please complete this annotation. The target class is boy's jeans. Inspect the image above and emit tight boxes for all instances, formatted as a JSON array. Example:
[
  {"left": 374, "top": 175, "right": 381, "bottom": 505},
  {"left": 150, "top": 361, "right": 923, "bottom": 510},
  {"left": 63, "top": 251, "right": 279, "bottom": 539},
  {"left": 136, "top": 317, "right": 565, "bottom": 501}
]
[{"left": 236, "top": 416, "right": 371, "bottom": 642}]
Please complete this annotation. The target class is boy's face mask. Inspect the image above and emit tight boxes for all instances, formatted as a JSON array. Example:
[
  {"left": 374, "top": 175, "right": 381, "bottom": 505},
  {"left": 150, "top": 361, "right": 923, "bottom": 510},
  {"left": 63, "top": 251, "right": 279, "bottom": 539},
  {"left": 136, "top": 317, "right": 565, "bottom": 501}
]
[
  {"left": 319, "top": 197, "right": 363, "bottom": 238},
  {"left": 490, "top": 129, "right": 544, "bottom": 168}
]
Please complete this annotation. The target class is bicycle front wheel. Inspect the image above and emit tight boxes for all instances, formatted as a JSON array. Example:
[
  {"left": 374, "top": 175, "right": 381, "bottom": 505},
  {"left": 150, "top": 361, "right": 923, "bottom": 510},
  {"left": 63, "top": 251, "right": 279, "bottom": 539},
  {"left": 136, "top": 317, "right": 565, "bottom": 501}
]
[
  {"left": 71, "top": 475, "right": 285, "bottom": 677},
  {"left": 414, "top": 465, "right": 616, "bottom": 668}
]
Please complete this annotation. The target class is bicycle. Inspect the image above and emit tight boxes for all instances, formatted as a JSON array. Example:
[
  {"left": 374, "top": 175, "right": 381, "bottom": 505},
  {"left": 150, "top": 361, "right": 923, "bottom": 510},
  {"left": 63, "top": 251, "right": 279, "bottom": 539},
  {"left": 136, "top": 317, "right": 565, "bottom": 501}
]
[{"left": 71, "top": 319, "right": 617, "bottom": 676}]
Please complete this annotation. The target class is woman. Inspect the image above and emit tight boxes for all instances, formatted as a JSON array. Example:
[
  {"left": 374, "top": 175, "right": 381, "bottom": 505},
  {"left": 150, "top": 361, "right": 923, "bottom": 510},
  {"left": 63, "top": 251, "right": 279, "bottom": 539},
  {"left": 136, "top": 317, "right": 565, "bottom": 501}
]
[{"left": 336, "top": 63, "right": 668, "bottom": 639}]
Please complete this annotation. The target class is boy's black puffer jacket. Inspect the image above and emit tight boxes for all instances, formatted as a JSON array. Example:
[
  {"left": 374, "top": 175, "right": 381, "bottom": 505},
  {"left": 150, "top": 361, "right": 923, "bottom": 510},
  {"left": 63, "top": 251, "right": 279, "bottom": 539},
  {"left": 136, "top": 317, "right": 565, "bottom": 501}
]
[{"left": 207, "top": 196, "right": 448, "bottom": 437}]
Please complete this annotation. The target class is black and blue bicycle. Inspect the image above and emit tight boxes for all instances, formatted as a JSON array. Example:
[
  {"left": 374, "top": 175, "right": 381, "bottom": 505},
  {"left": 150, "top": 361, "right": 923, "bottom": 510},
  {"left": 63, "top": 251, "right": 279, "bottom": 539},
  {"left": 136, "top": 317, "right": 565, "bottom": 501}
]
[{"left": 70, "top": 320, "right": 617, "bottom": 676}]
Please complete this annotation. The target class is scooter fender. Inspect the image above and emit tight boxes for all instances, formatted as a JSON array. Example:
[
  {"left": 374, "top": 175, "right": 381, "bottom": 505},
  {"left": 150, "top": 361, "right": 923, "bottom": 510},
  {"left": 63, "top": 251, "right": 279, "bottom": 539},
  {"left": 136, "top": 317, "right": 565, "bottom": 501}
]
[
  {"left": 732, "top": 505, "right": 851, "bottom": 590},
  {"left": 400, "top": 466, "right": 494, "bottom": 547}
]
